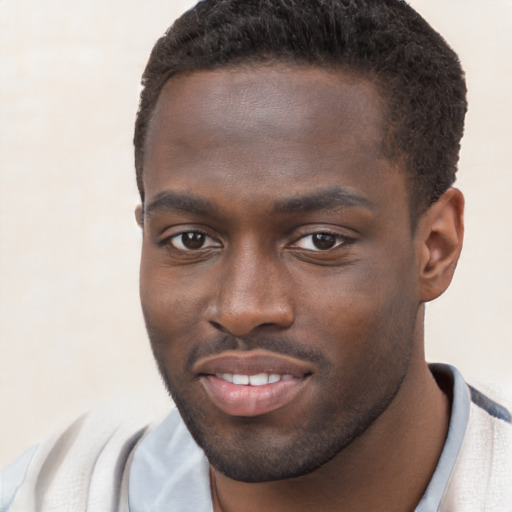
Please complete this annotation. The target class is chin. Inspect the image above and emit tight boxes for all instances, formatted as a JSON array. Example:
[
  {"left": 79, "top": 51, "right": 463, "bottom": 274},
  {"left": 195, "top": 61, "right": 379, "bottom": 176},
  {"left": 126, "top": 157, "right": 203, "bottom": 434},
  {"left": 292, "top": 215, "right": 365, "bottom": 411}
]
[{"left": 166, "top": 372, "right": 404, "bottom": 483}]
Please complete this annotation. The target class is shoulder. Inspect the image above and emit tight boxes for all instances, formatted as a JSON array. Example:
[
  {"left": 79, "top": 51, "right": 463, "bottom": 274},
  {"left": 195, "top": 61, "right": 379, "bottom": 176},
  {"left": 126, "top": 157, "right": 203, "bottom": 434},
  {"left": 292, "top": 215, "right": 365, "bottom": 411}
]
[
  {"left": 442, "top": 380, "right": 512, "bottom": 512},
  {"left": 1, "top": 407, "right": 157, "bottom": 512}
]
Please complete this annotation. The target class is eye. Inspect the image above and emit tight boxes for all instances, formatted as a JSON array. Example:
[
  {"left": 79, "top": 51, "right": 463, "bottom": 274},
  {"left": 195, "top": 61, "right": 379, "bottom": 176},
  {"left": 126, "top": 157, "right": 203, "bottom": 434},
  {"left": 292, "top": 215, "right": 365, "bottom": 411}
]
[
  {"left": 168, "top": 231, "right": 221, "bottom": 251},
  {"left": 293, "top": 232, "right": 349, "bottom": 251}
]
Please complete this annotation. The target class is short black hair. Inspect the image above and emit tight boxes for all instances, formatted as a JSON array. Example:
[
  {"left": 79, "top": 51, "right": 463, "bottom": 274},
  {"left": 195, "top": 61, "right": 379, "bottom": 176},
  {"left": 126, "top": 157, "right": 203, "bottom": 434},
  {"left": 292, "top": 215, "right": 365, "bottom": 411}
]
[{"left": 134, "top": 0, "right": 467, "bottom": 218}]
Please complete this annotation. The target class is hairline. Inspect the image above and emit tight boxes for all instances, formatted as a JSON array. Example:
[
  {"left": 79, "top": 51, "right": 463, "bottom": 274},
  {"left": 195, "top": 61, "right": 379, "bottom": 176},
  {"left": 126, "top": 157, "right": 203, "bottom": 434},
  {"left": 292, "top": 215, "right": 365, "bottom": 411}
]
[{"left": 138, "top": 59, "right": 425, "bottom": 229}]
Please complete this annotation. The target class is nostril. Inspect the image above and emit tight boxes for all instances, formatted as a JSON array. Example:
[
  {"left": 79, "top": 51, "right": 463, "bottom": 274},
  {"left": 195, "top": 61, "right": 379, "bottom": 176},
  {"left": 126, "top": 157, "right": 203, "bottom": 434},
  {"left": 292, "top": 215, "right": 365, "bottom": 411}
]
[
  {"left": 209, "top": 320, "right": 225, "bottom": 332},
  {"left": 258, "top": 322, "right": 289, "bottom": 330},
  {"left": 205, "top": 289, "right": 294, "bottom": 337}
]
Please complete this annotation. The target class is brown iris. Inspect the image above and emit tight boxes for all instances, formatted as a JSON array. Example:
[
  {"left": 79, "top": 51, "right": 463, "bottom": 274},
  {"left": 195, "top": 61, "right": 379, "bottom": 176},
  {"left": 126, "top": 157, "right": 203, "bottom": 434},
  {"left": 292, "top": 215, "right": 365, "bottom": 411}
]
[
  {"left": 181, "top": 232, "right": 206, "bottom": 249},
  {"left": 312, "top": 233, "right": 337, "bottom": 250}
]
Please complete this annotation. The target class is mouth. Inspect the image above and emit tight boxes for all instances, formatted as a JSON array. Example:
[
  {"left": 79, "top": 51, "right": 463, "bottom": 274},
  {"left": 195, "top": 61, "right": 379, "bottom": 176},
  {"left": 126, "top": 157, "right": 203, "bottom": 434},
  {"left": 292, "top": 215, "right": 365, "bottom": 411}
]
[
  {"left": 193, "top": 350, "right": 313, "bottom": 417},
  {"left": 215, "top": 372, "right": 295, "bottom": 385}
]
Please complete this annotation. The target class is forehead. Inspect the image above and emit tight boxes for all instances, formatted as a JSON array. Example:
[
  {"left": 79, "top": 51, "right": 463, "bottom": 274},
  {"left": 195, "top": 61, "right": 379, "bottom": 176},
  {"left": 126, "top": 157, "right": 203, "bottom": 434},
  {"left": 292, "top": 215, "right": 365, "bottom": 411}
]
[
  {"left": 143, "top": 64, "right": 401, "bottom": 212},
  {"left": 149, "top": 65, "right": 385, "bottom": 142}
]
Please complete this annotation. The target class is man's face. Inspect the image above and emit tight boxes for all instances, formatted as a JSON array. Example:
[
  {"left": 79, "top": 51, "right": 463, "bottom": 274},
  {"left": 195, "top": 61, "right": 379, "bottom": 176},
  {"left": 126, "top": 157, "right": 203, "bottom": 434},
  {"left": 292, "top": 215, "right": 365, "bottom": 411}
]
[{"left": 139, "top": 65, "right": 423, "bottom": 482}]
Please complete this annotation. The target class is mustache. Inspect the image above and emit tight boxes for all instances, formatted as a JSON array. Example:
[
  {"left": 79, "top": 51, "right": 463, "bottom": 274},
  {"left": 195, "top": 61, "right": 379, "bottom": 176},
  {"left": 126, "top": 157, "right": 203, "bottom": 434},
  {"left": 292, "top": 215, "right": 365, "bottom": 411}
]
[{"left": 185, "top": 334, "right": 332, "bottom": 373}]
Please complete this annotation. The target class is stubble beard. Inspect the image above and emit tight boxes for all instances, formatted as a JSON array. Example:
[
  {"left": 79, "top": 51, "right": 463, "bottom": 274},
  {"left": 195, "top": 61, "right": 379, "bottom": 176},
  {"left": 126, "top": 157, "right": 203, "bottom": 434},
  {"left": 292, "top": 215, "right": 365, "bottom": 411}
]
[
  {"left": 143, "top": 290, "right": 417, "bottom": 484},
  {"left": 152, "top": 349, "right": 411, "bottom": 483}
]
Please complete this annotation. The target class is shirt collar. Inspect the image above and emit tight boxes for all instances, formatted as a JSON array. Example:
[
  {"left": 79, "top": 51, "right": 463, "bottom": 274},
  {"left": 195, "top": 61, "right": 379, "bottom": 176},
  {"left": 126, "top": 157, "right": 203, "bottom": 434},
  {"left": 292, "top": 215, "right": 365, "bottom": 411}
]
[
  {"left": 129, "top": 409, "right": 213, "bottom": 512},
  {"left": 414, "top": 363, "right": 471, "bottom": 511}
]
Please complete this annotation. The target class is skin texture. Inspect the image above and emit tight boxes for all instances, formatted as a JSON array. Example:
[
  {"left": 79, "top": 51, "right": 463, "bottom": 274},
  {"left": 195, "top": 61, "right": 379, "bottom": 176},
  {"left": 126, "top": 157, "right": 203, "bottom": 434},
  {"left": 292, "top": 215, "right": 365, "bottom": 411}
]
[{"left": 138, "top": 65, "right": 464, "bottom": 512}]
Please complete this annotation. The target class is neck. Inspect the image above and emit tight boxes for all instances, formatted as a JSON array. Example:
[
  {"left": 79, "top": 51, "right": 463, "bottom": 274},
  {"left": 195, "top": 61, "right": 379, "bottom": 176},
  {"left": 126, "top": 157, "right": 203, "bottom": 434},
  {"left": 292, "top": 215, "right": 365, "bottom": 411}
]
[{"left": 211, "top": 310, "right": 451, "bottom": 512}]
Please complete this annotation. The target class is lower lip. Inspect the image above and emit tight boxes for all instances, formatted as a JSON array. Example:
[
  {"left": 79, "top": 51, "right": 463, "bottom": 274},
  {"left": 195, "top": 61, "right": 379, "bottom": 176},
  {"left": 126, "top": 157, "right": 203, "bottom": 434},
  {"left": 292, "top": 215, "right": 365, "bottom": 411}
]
[{"left": 200, "top": 375, "right": 307, "bottom": 417}]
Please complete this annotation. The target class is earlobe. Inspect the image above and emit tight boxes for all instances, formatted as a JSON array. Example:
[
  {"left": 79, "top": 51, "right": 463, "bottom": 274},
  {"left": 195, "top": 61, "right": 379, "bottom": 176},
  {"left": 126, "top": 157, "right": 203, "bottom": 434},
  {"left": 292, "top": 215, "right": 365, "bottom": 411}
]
[
  {"left": 417, "top": 188, "right": 464, "bottom": 302},
  {"left": 135, "top": 204, "right": 144, "bottom": 228}
]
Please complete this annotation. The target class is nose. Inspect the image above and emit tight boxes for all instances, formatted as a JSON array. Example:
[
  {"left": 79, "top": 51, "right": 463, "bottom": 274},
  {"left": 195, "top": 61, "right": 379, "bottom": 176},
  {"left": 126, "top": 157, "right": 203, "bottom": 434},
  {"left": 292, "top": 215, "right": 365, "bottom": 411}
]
[{"left": 206, "top": 246, "right": 294, "bottom": 337}]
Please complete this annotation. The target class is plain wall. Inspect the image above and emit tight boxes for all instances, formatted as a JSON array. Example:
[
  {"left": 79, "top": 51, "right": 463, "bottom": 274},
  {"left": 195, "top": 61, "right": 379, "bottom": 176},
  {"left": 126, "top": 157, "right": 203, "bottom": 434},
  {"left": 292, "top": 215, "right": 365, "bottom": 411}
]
[{"left": 1, "top": 0, "right": 511, "bottom": 465}]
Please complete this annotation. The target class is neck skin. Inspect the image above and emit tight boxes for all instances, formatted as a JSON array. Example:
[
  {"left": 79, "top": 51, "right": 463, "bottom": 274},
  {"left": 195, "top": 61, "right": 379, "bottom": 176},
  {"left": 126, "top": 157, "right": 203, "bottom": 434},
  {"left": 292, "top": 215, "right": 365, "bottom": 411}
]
[{"left": 211, "top": 306, "right": 451, "bottom": 512}]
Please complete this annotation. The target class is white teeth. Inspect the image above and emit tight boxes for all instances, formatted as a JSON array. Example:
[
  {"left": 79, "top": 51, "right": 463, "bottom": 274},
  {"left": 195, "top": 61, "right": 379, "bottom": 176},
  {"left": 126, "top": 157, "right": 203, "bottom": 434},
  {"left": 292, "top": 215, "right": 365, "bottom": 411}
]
[
  {"left": 216, "top": 373, "right": 295, "bottom": 385},
  {"left": 248, "top": 373, "right": 269, "bottom": 386},
  {"left": 232, "top": 374, "right": 249, "bottom": 385}
]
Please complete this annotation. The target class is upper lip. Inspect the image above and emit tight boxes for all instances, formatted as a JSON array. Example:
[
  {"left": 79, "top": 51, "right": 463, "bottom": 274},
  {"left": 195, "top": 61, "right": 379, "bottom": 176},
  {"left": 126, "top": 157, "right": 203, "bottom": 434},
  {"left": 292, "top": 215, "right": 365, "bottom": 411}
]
[{"left": 192, "top": 350, "right": 314, "bottom": 378}]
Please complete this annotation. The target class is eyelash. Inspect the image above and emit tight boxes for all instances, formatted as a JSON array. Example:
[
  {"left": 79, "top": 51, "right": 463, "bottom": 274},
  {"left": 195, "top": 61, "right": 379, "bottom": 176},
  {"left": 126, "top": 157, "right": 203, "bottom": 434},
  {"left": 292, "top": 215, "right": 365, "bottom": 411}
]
[
  {"left": 160, "top": 229, "right": 353, "bottom": 253},
  {"left": 292, "top": 232, "right": 353, "bottom": 252},
  {"left": 161, "top": 230, "right": 221, "bottom": 252}
]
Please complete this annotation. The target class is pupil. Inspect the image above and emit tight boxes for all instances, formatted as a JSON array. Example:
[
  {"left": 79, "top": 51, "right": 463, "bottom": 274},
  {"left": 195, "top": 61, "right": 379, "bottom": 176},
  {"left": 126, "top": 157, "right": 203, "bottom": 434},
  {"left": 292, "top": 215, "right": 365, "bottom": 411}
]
[
  {"left": 313, "top": 233, "right": 336, "bottom": 250},
  {"left": 182, "top": 232, "right": 205, "bottom": 249}
]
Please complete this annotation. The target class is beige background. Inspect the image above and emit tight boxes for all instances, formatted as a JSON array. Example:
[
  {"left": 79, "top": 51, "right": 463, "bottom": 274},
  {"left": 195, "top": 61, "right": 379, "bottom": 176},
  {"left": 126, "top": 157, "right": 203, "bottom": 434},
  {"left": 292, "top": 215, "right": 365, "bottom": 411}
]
[{"left": 1, "top": 0, "right": 511, "bottom": 466}]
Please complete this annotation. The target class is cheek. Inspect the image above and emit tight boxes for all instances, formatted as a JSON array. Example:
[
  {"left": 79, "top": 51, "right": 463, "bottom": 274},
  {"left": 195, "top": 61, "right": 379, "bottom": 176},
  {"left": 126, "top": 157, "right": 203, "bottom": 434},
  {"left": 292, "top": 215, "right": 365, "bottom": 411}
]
[
  {"left": 296, "top": 250, "right": 418, "bottom": 354},
  {"left": 139, "top": 250, "right": 208, "bottom": 357}
]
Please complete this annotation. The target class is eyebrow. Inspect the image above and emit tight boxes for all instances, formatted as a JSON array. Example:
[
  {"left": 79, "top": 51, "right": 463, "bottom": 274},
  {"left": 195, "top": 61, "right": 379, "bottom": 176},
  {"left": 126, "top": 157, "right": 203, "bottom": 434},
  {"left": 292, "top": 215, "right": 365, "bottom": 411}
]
[
  {"left": 143, "top": 186, "right": 372, "bottom": 222},
  {"left": 144, "top": 191, "right": 219, "bottom": 219},
  {"left": 272, "top": 187, "right": 373, "bottom": 214}
]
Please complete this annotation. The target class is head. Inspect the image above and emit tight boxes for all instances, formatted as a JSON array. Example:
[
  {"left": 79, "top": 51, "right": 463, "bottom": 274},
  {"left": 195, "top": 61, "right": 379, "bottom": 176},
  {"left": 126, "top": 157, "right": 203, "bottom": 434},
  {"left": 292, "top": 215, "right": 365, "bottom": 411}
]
[
  {"left": 136, "top": 0, "right": 466, "bottom": 483},
  {"left": 134, "top": 0, "right": 467, "bottom": 221}
]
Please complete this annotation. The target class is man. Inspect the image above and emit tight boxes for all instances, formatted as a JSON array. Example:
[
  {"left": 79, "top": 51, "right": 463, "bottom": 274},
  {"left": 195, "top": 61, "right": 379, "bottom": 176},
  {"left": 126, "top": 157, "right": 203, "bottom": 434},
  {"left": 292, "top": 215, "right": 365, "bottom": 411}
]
[{"left": 2, "top": 0, "right": 511, "bottom": 511}]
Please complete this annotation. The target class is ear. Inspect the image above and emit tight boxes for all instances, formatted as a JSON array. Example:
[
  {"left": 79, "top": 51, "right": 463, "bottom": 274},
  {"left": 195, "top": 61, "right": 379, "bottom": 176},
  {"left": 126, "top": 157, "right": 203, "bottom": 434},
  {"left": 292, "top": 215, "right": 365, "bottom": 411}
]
[
  {"left": 135, "top": 204, "right": 144, "bottom": 228},
  {"left": 416, "top": 188, "right": 464, "bottom": 302}
]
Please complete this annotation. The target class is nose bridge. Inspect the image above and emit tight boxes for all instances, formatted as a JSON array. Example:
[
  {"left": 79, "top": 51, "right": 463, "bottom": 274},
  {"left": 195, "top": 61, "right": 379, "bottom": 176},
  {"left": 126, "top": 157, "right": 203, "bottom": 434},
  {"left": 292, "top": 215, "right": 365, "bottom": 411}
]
[{"left": 208, "top": 238, "right": 294, "bottom": 336}]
